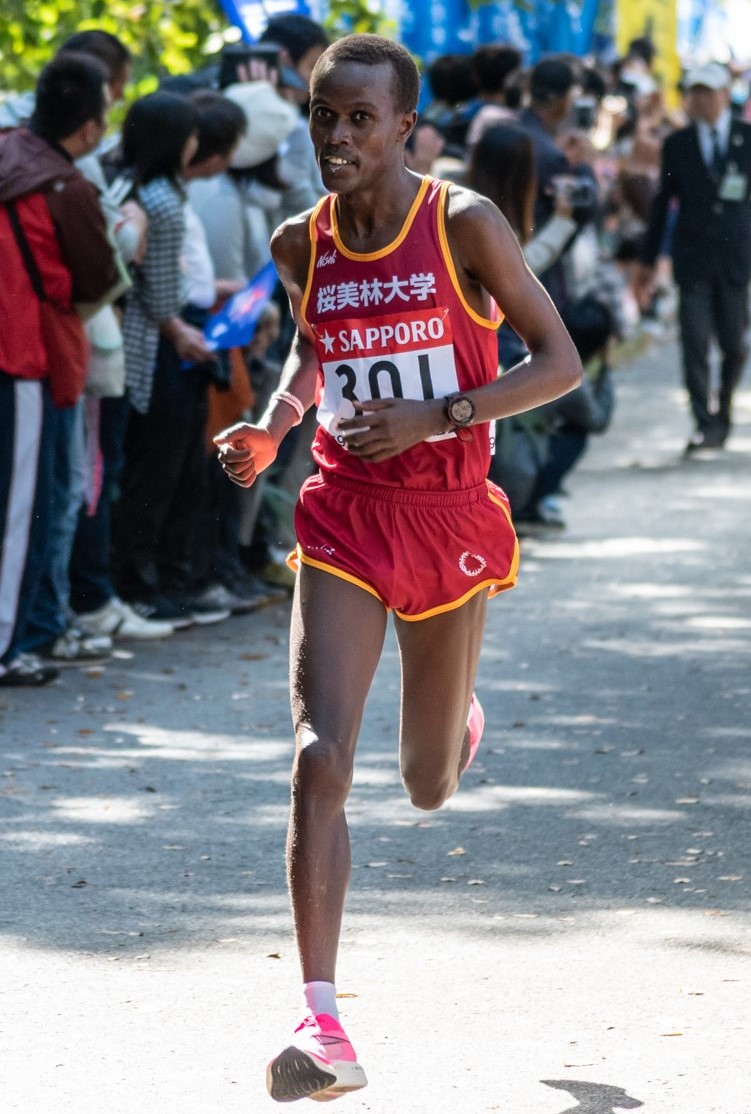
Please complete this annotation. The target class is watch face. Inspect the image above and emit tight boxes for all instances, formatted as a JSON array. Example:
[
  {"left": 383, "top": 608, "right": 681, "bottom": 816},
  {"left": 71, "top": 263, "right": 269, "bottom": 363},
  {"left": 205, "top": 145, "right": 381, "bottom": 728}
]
[{"left": 449, "top": 397, "right": 474, "bottom": 425}]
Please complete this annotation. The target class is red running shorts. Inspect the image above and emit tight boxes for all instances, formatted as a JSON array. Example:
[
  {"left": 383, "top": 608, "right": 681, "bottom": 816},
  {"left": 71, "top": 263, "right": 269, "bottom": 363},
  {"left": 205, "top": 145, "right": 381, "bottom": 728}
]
[{"left": 289, "top": 471, "right": 519, "bottom": 621}]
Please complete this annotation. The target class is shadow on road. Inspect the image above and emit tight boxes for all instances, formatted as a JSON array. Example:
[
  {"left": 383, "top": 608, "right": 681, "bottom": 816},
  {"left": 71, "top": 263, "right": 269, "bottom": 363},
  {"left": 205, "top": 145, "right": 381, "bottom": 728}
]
[{"left": 542, "top": 1078, "right": 644, "bottom": 1112}]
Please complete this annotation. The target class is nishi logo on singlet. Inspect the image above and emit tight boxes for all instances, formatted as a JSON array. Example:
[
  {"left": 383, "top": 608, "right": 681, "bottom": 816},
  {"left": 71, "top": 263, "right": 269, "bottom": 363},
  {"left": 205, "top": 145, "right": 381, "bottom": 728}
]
[
  {"left": 313, "top": 305, "right": 460, "bottom": 446},
  {"left": 316, "top": 250, "right": 338, "bottom": 268}
]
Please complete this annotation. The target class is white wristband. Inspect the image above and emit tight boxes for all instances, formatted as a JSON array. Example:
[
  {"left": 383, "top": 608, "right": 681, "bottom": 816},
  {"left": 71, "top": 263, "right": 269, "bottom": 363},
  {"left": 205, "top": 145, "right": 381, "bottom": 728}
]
[{"left": 271, "top": 390, "right": 305, "bottom": 426}]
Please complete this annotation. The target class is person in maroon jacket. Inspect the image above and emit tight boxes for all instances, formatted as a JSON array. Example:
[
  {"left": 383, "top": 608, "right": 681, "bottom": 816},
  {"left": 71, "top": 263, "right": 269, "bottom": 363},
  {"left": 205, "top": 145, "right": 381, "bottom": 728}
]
[{"left": 0, "top": 51, "right": 117, "bottom": 686}]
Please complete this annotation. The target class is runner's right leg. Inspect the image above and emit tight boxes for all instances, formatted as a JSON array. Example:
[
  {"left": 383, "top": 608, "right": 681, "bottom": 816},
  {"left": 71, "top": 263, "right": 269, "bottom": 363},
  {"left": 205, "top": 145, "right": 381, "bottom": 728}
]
[{"left": 267, "top": 564, "right": 387, "bottom": 1102}]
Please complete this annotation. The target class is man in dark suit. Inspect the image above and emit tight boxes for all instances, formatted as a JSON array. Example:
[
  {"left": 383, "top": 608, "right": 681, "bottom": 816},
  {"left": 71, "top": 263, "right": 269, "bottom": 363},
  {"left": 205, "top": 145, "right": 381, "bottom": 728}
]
[{"left": 640, "top": 62, "right": 751, "bottom": 451}]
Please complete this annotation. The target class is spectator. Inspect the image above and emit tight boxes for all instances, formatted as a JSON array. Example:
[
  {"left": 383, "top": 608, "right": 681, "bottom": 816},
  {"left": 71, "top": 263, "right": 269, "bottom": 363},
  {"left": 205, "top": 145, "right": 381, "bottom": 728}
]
[
  {"left": 188, "top": 80, "right": 301, "bottom": 592},
  {"left": 517, "top": 295, "right": 617, "bottom": 529},
  {"left": 111, "top": 92, "right": 230, "bottom": 627},
  {"left": 22, "top": 32, "right": 167, "bottom": 659},
  {"left": 0, "top": 52, "right": 117, "bottom": 685},
  {"left": 188, "top": 81, "right": 298, "bottom": 284},
  {"left": 465, "top": 44, "right": 521, "bottom": 149},
  {"left": 468, "top": 123, "right": 577, "bottom": 376},
  {"left": 259, "top": 13, "right": 330, "bottom": 220},
  {"left": 516, "top": 56, "right": 599, "bottom": 308},
  {"left": 639, "top": 62, "right": 751, "bottom": 450},
  {"left": 422, "top": 53, "right": 479, "bottom": 151}
]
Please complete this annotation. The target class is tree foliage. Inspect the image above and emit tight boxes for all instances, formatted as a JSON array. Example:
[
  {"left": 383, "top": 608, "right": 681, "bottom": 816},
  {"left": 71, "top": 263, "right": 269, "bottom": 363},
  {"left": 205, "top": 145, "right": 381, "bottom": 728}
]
[
  {"left": 0, "top": 0, "right": 235, "bottom": 96},
  {"left": 0, "top": 0, "right": 415, "bottom": 99}
]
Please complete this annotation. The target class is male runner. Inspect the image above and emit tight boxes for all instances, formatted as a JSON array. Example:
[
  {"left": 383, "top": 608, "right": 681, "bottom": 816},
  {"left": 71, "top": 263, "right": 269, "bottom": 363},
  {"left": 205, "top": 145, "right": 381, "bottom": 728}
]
[{"left": 215, "top": 34, "right": 581, "bottom": 1103}]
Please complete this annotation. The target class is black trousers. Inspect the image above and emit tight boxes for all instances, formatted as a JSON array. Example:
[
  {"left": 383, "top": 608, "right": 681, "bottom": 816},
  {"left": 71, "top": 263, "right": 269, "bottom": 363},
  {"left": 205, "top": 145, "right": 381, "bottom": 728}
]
[
  {"left": 112, "top": 328, "right": 210, "bottom": 602},
  {"left": 678, "top": 276, "right": 748, "bottom": 435}
]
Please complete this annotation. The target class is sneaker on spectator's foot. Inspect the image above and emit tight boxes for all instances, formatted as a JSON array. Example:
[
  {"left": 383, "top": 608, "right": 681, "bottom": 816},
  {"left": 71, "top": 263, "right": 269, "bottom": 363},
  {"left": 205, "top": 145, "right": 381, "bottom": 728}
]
[
  {"left": 228, "top": 572, "right": 287, "bottom": 607},
  {"left": 191, "top": 582, "right": 265, "bottom": 616},
  {"left": 465, "top": 691, "right": 485, "bottom": 771},
  {"left": 164, "top": 591, "right": 230, "bottom": 626},
  {"left": 266, "top": 1014, "right": 367, "bottom": 1103},
  {"left": 77, "top": 597, "right": 174, "bottom": 640},
  {"left": 40, "top": 624, "right": 112, "bottom": 665},
  {"left": 0, "top": 653, "right": 59, "bottom": 687},
  {"left": 66, "top": 619, "right": 112, "bottom": 655},
  {"left": 130, "top": 595, "right": 194, "bottom": 630},
  {"left": 261, "top": 557, "right": 296, "bottom": 592}
]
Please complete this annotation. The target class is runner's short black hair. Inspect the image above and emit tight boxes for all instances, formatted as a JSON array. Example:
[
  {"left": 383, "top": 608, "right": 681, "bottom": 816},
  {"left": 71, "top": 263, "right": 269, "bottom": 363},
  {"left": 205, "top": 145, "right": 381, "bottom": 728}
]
[
  {"left": 189, "top": 90, "right": 247, "bottom": 163},
  {"left": 311, "top": 34, "right": 420, "bottom": 114},
  {"left": 32, "top": 52, "right": 109, "bottom": 141}
]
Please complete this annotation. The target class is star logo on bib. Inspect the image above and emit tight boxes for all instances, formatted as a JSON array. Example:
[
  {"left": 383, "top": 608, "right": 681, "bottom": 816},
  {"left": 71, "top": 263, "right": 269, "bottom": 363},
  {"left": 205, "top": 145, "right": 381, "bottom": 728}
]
[{"left": 320, "top": 331, "right": 335, "bottom": 355}]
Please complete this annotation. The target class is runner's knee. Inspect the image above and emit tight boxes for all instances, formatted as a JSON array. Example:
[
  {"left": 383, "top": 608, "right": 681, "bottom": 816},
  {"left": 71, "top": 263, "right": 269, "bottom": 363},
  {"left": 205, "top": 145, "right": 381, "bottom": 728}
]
[
  {"left": 402, "top": 764, "right": 458, "bottom": 811},
  {"left": 292, "top": 728, "right": 354, "bottom": 809}
]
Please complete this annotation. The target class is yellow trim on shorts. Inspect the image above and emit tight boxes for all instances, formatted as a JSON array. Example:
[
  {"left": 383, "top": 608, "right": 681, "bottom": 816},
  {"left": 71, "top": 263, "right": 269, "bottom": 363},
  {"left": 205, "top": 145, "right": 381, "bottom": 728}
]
[
  {"left": 395, "top": 574, "right": 517, "bottom": 622},
  {"left": 290, "top": 545, "right": 387, "bottom": 605},
  {"left": 330, "top": 176, "right": 431, "bottom": 261},
  {"left": 486, "top": 483, "right": 521, "bottom": 587},
  {"left": 300, "top": 196, "right": 329, "bottom": 329},
  {"left": 437, "top": 181, "right": 502, "bottom": 331}
]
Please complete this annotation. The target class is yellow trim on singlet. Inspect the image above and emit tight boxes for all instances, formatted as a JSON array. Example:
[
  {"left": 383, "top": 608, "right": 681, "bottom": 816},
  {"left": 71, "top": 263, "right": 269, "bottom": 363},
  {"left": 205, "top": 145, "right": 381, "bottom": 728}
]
[
  {"left": 329, "top": 175, "right": 431, "bottom": 261},
  {"left": 436, "top": 180, "right": 502, "bottom": 331},
  {"left": 300, "top": 196, "right": 329, "bottom": 328}
]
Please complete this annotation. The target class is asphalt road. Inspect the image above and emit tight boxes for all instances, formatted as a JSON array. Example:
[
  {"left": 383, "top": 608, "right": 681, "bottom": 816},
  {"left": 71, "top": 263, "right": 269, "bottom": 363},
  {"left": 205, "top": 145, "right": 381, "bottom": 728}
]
[{"left": 1, "top": 338, "right": 750, "bottom": 1113}]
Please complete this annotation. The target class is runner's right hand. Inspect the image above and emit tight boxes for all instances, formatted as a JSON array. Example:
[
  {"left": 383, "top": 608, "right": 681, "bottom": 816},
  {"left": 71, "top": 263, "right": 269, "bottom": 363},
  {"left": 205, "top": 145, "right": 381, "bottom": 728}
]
[{"left": 213, "top": 423, "right": 278, "bottom": 488}]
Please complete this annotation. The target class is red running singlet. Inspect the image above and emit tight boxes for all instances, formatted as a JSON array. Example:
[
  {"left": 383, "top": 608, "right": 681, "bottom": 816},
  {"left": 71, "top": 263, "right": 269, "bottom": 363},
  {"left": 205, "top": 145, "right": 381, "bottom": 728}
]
[
  {"left": 301, "top": 176, "right": 503, "bottom": 491},
  {"left": 291, "top": 176, "right": 520, "bottom": 619}
]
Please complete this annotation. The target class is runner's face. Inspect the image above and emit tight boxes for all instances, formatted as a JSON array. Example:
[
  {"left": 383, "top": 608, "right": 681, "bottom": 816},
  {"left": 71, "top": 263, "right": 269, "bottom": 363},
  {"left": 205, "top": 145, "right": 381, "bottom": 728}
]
[{"left": 309, "top": 61, "right": 415, "bottom": 193}]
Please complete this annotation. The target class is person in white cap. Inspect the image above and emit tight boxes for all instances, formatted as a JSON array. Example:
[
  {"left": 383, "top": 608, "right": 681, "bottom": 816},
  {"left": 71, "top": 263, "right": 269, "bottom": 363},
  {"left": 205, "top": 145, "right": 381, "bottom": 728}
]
[{"left": 639, "top": 61, "right": 751, "bottom": 451}]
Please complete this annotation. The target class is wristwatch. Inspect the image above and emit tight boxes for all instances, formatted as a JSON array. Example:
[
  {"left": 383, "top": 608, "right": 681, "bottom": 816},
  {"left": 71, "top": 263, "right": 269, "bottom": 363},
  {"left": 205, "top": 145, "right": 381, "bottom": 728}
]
[{"left": 443, "top": 393, "right": 476, "bottom": 442}]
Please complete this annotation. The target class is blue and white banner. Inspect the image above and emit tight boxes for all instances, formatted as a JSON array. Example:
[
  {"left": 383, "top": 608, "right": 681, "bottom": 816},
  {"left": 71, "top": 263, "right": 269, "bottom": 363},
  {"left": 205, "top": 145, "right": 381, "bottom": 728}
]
[
  {"left": 217, "top": 0, "right": 313, "bottom": 43},
  {"left": 218, "top": 0, "right": 607, "bottom": 61},
  {"left": 204, "top": 260, "right": 278, "bottom": 350}
]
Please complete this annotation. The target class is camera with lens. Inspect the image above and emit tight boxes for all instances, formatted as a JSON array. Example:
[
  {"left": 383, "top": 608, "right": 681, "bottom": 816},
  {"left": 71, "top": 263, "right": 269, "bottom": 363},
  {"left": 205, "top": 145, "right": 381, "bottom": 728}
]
[
  {"left": 551, "top": 174, "right": 595, "bottom": 208},
  {"left": 573, "top": 95, "right": 597, "bottom": 131}
]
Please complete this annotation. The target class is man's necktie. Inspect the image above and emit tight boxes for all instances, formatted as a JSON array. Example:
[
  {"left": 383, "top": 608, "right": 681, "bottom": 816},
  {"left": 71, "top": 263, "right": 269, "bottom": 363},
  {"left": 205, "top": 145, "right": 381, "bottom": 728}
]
[{"left": 710, "top": 127, "right": 724, "bottom": 179}]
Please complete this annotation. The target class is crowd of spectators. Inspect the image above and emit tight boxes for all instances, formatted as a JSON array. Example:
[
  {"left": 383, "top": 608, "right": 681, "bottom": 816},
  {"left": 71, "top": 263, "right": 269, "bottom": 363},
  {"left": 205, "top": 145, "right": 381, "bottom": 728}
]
[{"left": 0, "top": 18, "right": 743, "bottom": 686}]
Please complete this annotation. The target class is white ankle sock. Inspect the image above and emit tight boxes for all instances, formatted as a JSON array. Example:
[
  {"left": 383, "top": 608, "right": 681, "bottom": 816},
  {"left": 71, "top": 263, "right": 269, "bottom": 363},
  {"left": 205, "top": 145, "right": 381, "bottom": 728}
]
[{"left": 303, "top": 980, "right": 339, "bottom": 1020}]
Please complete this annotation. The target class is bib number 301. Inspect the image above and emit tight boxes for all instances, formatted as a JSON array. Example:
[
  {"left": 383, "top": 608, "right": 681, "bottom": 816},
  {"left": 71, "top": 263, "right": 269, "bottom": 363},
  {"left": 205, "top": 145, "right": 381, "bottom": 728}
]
[{"left": 315, "top": 307, "right": 460, "bottom": 444}]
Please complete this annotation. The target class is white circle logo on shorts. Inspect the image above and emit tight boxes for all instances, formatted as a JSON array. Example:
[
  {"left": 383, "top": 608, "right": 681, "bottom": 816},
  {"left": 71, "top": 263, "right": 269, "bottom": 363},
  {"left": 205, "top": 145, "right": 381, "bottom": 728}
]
[{"left": 459, "top": 551, "right": 487, "bottom": 577}]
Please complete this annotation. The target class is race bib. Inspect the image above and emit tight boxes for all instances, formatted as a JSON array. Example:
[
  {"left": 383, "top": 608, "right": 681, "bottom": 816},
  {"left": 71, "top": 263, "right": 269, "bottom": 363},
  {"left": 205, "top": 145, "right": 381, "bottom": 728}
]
[{"left": 313, "top": 306, "right": 460, "bottom": 445}]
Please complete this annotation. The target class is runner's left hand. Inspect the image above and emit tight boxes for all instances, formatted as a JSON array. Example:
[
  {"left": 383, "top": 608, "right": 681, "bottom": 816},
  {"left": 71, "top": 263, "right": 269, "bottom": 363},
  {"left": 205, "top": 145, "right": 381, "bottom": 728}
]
[{"left": 337, "top": 398, "right": 444, "bottom": 461}]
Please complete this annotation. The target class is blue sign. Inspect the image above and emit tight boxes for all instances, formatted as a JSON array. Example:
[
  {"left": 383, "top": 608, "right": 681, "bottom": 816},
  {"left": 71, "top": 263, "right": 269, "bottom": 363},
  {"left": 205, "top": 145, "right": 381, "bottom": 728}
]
[
  {"left": 217, "top": 0, "right": 311, "bottom": 42},
  {"left": 204, "top": 260, "right": 278, "bottom": 350}
]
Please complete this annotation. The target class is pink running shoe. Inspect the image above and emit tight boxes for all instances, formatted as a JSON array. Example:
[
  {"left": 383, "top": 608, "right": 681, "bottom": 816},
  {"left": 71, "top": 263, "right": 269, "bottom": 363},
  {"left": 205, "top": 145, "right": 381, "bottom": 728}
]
[
  {"left": 465, "top": 692, "right": 485, "bottom": 771},
  {"left": 266, "top": 1013, "right": 367, "bottom": 1103}
]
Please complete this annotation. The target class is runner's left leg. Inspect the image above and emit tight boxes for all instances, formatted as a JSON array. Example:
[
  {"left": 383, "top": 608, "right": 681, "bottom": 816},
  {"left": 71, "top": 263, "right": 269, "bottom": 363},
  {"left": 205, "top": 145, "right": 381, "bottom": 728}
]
[{"left": 394, "top": 590, "right": 488, "bottom": 811}]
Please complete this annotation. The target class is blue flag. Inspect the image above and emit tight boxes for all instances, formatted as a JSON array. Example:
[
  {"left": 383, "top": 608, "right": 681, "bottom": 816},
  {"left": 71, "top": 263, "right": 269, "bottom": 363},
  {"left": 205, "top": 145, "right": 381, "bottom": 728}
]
[{"left": 204, "top": 260, "right": 278, "bottom": 350}]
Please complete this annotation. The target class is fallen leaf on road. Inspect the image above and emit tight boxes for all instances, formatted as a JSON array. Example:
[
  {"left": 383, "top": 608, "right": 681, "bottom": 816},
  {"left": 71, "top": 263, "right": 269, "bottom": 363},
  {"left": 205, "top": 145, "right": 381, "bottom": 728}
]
[{"left": 448, "top": 847, "right": 466, "bottom": 856}]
